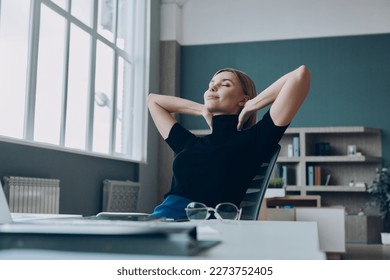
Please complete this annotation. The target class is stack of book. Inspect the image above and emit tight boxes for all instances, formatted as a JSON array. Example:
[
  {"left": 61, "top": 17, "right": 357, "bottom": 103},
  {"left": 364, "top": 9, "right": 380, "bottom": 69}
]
[
  {"left": 287, "top": 136, "right": 300, "bottom": 157},
  {"left": 307, "top": 165, "right": 330, "bottom": 186}
]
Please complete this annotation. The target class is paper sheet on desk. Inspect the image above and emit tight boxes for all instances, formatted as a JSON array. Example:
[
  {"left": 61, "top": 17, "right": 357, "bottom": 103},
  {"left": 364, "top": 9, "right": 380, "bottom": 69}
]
[
  {"left": 11, "top": 213, "right": 83, "bottom": 222},
  {"left": 196, "top": 225, "right": 221, "bottom": 241}
]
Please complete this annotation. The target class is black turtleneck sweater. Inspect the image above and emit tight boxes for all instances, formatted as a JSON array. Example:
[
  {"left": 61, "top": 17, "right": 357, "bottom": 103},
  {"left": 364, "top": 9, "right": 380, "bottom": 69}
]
[{"left": 165, "top": 110, "right": 288, "bottom": 207}]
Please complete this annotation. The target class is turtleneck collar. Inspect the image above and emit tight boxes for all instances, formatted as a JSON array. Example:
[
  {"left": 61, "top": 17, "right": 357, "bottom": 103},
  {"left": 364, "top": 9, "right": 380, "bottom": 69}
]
[{"left": 211, "top": 115, "right": 239, "bottom": 134}]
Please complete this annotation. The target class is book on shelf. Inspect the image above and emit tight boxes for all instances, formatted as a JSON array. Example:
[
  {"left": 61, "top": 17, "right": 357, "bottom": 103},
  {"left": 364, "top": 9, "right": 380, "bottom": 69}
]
[
  {"left": 307, "top": 165, "right": 325, "bottom": 186},
  {"left": 287, "top": 144, "right": 293, "bottom": 157},
  {"left": 282, "top": 165, "right": 288, "bottom": 186},
  {"left": 293, "top": 137, "right": 300, "bottom": 156},
  {"left": 324, "top": 174, "right": 331, "bottom": 186},
  {"left": 307, "top": 165, "right": 314, "bottom": 186},
  {"left": 314, "top": 166, "right": 322, "bottom": 186},
  {"left": 275, "top": 164, "right": 296, "bottom": 186}
]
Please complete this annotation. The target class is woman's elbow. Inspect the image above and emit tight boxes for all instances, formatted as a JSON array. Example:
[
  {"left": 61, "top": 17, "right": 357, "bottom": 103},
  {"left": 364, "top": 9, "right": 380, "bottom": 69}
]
[
  {"left": 297, "top": 65, "right": 311, "bottom": 84},
  {"left": 147, "top": 93, "right": 158, "bottom": 107},
  {"left": 297, "top": 65, "right": 311, "bottom": 82},
  {"left": 296, "top": 65, "right": 311, "bottom": 96}
]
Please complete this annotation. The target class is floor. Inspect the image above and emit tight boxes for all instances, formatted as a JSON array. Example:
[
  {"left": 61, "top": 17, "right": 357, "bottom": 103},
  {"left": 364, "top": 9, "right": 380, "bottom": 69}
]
[{"left": 340, "top": 244, "right": 390, "bottom": 260}]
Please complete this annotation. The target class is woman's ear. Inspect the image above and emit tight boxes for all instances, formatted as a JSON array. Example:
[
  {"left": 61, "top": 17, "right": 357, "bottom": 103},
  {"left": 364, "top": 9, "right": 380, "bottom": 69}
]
[{"left": 238, "top": 96, "right": 250, "bottom": 107}]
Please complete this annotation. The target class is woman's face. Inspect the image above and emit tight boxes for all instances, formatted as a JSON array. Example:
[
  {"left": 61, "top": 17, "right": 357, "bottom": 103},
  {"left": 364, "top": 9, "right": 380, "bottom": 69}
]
[{"left": 204, "top": 71, "right": 248, "bottom": 115}]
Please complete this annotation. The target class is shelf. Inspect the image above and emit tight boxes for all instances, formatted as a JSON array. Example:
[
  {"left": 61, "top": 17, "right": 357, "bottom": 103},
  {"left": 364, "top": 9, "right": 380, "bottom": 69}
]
[
  {"left": 277, "top": 156, "right": 301, "bottom": 163},
  {"left": 266, "top": 195, "right": 321, "bottom": 208},
  {"left": 286, "top": 186, "right": 367, "bottom": 193},
  {"left": 279, "top": 155, "right": 380, "bottom": 163},
  {"left": 272, "top": 126, "right": 382, "bottom": 235},
  {"left": 304, "top": 155, "right": 381, "bottom": 163},
  {"left": 285, "top": 126, "right": 380, "bottom": 134},
  {"left": 277, "top": 126, "right": 381, "bottom": 195}
]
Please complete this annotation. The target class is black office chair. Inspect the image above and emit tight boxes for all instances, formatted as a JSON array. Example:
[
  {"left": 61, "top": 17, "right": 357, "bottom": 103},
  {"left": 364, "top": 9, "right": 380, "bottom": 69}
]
[{"left": 239, "top": 144, "right": 281, "bottom": 220}]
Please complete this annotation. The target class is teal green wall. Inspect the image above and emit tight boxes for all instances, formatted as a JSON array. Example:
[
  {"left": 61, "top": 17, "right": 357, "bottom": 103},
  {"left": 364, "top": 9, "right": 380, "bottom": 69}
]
[{"left": 180, "top": 34, "right": 390, "bottom": 161}]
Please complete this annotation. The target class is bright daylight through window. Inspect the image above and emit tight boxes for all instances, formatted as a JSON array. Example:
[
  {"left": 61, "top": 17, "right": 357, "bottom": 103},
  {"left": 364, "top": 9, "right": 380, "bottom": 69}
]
[{"left": 0, "top": 0, "right": 150, "bottom": 162}]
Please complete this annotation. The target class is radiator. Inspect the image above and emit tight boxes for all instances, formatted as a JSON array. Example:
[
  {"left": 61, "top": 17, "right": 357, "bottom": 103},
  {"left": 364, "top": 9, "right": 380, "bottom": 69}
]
[
  {"left": 2, "top": 176, "right": 60, "bottom": 214},
  {"left": 102, "top": 180, "right": 140, "bottom": 212}
]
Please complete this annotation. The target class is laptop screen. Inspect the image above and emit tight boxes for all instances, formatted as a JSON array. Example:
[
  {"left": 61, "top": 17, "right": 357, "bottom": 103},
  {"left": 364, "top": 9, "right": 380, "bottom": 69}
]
[{"left": 0, "top": 181, "right": 12, "bottom": 223}]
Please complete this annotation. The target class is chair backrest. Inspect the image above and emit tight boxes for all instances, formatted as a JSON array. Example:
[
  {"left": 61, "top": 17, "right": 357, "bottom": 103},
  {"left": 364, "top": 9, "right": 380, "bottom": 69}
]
[{"left": 239, "top": 144, "right": 281, "bottom": 220}]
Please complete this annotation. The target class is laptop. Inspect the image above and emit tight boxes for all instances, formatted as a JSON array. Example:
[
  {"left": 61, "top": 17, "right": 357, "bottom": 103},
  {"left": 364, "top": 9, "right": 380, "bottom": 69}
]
[
  {"left": 0, "top": 180, "right": 12, "bottom": 224},
  {"left": 0, "top": 181, "right": 219, "bottom": 256}
]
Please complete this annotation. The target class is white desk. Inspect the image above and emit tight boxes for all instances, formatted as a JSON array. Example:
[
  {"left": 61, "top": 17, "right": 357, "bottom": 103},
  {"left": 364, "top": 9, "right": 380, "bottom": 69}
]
[
  {"left": 195, "top": 220, "right": 325, "bottom": 259},
  {"left": 0, "top": 220, "right": 325, "bottom": 260}
]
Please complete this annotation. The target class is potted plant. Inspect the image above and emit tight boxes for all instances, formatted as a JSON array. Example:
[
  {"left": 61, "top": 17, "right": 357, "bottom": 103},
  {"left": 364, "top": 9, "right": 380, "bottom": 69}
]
[
  {"left": 268, "top": 178, "right": 285, "bottom": 188},
  {"left": 266, "top": 178, "right": 286, "bottom": 198},
  {"left": 367, "top": 166, "right": 390, "bottom": 244}
]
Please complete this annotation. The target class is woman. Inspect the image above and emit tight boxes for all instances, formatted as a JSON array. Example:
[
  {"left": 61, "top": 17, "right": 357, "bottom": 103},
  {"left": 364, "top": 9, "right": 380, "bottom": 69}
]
[{"left": 147, "top": 65, "right": 310, "bottom": 219}]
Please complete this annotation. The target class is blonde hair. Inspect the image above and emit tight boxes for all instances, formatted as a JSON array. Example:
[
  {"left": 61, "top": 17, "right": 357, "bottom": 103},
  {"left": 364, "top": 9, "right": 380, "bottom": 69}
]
[{"left": 213, "top": 68, "right": 257, "bottom": 129}]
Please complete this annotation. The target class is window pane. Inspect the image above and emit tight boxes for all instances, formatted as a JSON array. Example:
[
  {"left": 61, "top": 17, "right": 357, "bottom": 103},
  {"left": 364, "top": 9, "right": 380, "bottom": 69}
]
[
  {"left": 0, "top": 0, "right": 148, "bottom": 162},
  {"left": 98, "top": 0, "right": 115, "bottom": 42},
  {"left": 114, "top": 57, "right": 132, "bottom": 155},
  {"left": 93, "top": 41, "right": 114, "bottom": 154},
  {"left": 0, "top": 0, "right": 30, "bottom": 138},
  {"left": 34, "top": 5, "right": 66, "bottom": 145},
  {"left": 50, "top": 0, "right": 68, "bottom": 10},
  {"left": 117, "top": 0, "right": 134, "bottom": 52},
  {"left": 65, "top": 24, "right": 91, "bottom": 150},
  {"left": 71, "top": 0, "right": 93, "bottom": 27}
]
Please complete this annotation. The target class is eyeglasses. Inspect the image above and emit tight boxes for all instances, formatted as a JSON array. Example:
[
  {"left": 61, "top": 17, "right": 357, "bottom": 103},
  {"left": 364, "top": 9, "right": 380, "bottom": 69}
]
[{"left": 185, "top": 202, "right": 242, "bottom": 221}]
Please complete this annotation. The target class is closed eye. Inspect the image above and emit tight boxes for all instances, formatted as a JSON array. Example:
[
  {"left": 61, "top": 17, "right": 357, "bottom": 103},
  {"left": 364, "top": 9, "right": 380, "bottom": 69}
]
[{"left": 209, "top": 79, "right": 232, "bottom": 89}]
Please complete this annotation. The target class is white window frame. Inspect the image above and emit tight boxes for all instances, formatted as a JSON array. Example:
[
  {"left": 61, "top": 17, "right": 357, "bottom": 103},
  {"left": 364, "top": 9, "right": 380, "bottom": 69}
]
[{"left": 0, "top": 0, "right": 150, "bottom": 162}]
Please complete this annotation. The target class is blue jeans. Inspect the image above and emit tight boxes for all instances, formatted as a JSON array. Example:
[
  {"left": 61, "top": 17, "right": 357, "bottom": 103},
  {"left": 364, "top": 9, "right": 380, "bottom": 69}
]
[{"left": 149, "top": 195, "right": 192, "bottom": 219}]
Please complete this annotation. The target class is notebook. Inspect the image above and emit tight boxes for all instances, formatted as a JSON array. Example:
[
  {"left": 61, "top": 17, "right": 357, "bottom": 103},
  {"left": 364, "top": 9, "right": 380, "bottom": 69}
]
[{"left": 0, "top": 181, "right": 219, "bottom": 256}]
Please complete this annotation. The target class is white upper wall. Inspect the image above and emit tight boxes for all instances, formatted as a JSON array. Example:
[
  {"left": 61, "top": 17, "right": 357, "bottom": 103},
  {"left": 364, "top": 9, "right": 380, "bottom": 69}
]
[{"left": 161, "top": 0, "right": 390, "bottom": 45}]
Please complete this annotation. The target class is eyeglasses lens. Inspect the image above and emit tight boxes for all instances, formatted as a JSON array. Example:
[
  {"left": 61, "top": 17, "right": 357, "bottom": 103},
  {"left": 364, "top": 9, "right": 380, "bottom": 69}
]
[
  {"left": 185, "top": 202, "right": 208, "bottom": 220},
  {"left": 216, "top": 203, "right": 239, "bottom": 220}
]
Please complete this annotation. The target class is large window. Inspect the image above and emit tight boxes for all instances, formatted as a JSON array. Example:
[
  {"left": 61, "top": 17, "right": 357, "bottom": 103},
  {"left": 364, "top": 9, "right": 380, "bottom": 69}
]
[{"left": 0, "top": 0, "right": 150, "bottom": 162}]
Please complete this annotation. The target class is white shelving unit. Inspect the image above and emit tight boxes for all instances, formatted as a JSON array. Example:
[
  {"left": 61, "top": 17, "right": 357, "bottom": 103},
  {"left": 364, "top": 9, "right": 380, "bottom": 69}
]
[{"left": 277, "top": 126, "right": 382, "bottom": 196}]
